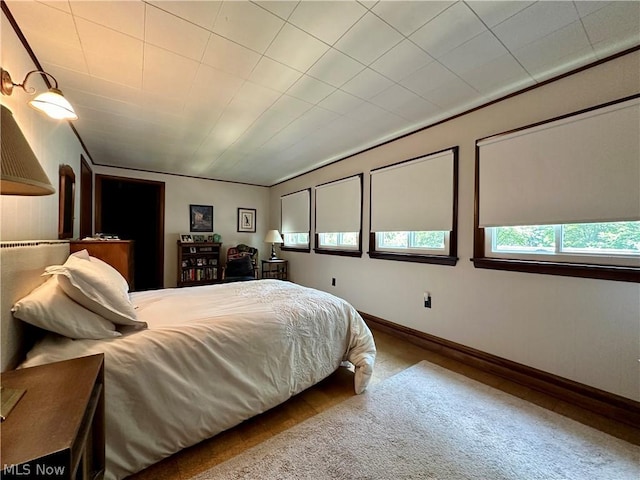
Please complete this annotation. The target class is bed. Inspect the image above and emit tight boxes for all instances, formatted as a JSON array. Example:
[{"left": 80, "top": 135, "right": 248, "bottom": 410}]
[{"left": 1, "top": 241, "right": 376, "bottom": 480}]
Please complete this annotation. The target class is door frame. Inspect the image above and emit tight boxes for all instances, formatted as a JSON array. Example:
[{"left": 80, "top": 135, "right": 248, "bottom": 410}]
[{"left": 95, "top": 174, "right": 165, "bottom": 288}]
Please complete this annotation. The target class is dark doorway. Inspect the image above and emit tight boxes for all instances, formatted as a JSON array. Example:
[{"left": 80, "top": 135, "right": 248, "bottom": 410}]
[
  {"left": 79, "top": 155, "right": 93, "bottom": 239},
  {"left": 95, "top": 175, "right": 165, "bottom": 291}
]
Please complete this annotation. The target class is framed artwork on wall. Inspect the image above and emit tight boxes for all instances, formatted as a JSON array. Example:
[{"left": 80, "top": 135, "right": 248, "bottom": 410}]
[
  {"left": 190, "top": 204, "right": 213, "bottom": 232},
  {"left": 237, "top": 208, "right": 256, "bottom": 233}
]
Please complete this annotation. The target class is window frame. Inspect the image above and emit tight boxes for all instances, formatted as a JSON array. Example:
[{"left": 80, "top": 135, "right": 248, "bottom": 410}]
[
  {"left": 314, "top": 174, "right": 363, "bottom": 257},
  {"left": 368, "top": 147, "right": 459, "bottom": 266},
  {"left": 281, "top": 188, "right": 311, "bottom": 253},
  {"left": 473, "top": 97, "right": 640, "bottom": 283}
]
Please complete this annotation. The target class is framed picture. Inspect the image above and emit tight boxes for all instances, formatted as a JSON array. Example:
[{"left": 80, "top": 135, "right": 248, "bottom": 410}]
[
  {"left": 190, "top": 204, "right": 213, "bottom": 232},
  {"left": 180, "top": 234, "right": 193, "bottom": 243},
  {"left": 206, "top": 235, "right": 214, "bottom": 243},
  {"left": 193, "top": 234, "right": 205, "bottom": 242},
  {"left": 237, "top": 208, "right": 256, "bottom": 233}
]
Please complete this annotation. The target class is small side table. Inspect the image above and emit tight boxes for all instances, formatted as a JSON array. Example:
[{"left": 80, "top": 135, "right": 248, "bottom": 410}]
[
  {"left": 262, "top": 259, "right": 288, "bottom": 281},
  {"left": 1, "top": 354, "right": 105, "bottom": 480}
]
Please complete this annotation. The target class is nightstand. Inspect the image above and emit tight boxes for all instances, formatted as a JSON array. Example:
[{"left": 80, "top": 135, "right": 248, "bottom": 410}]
[
  {"left": 1, "top": 354, "right": 105, "bottom": 480},
  {"left": 262, "top": 259, "right": 288, "bottom": 280}
]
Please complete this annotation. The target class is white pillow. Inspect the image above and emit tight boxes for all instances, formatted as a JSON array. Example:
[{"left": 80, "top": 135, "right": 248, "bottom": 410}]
[
  {"left": 11, "top": 276, "right": 121, "bottom": 339},
  {"left": 44, "top": 255, "right": 146, "bottom": 329},
  {"left": 89, "top": 255, "right": 130, "bottom": 292}
]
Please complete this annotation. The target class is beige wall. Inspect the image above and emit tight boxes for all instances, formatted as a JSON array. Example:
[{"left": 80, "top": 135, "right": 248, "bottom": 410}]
[
  {"left": 269, "top": 50, "right": 640, "bottom": 402},
  {"left": 0, "top": 14, "right": 87, "bottom": 241}
]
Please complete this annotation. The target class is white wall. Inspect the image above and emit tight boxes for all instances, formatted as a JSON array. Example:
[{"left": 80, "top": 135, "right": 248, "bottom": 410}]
[
  {"left": 0, "top": 14, "right": 86, "bottom": 241},
  {"left": 93, "top": 166, "right": 269, "bottom": 288},
  {"left": 269, "top": 51, "right": 640, "bottom": 402}
]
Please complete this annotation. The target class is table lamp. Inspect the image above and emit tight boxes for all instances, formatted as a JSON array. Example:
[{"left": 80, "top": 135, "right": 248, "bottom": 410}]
[{"left": 264, "top": 230, "right": 283, "bottom": 260}]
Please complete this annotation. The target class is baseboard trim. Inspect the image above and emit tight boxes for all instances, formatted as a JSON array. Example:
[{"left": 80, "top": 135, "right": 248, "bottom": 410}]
[{"left": 360, "top": 312, "right": 640, "bottom": 428}]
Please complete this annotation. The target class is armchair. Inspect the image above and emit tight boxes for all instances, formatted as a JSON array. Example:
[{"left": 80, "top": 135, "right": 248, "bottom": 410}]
[{"left": 221, "top": 244, "right": 259, "bottom": 283}]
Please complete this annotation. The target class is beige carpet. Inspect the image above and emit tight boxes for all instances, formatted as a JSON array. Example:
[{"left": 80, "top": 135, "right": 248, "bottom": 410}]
[{"left": 193, "top": 361, "right": 639, "bottom": 479}]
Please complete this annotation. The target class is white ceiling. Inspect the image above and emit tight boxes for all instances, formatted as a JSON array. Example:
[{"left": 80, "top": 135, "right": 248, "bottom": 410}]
[{"left": 5, "top": 1, "right": 640, "bottom": 186}]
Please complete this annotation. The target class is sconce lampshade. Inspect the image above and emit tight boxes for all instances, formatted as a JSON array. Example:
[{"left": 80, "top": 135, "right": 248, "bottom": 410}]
[
  {"left": 29, "top": 88, "right": 78, "bottom": 120},
  {"left": 1, "top": 104, "right": 55, "bottom": 195}
]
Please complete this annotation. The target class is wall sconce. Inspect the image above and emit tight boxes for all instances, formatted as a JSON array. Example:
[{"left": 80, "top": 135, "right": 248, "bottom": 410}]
[
  {"left": 1, "top": 104, "right": 55, "bottom": 195},
  {"left": 1, "top": 68, "right": 77, "bottom": 120},
  {"left": 264, "top": 230, "right": 284, "bottom": 260}
]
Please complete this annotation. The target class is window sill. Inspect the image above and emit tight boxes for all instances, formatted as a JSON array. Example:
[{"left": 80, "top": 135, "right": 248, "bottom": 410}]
[
  {"left": 281, "top": 246, "right": 310, "bottom": 253},
  {"left": 472, "top": 257, "right": 640, "bottom": 283},
  {"left": 368, "top": 251, "right": 458, "bottom": 266},
  {"left": 314, "top": 248, "right": 362, "bottom": 257}
]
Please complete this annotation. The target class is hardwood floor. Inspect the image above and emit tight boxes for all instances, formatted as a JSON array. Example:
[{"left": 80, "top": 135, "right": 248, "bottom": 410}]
[{"left": 127, "top": 327, "right": 640, "bottom": 479}]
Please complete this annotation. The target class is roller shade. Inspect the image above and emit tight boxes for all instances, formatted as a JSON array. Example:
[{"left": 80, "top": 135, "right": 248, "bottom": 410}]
[
  {"left": 478, "top": 97, "right": 640, "bottom": 227},
  {"left": 370, "top": 149, "right": 454, "bottom": 232},
  {"left": 315, "top": 175, "right": 361, "bottom": 233},
  {"left": 281, "top": 189, "right": 310, "bottom": 233}
]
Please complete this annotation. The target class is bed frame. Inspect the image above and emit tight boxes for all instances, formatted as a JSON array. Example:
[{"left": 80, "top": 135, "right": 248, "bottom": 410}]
[{"left": 0, "top": 240, "right": 69, "bottom": 371}]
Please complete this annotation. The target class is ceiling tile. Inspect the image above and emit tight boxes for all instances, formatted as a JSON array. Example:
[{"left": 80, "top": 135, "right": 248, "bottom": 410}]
[
  {"left": 400, "top": 61, "right": 459, "bottom": 98},
  {"left": 38, "top": 1, "right": 71, "bottom": 13},
  {"left": 212, "top": 1, "right": 284, "bottom": 53},
  {"left": 249, "top": 57, "right": 303, "bottom": 93},
  {"left": 466, "top": 1, "right": 534, "bottom": 28},
  {"left": 318, "top": 90, "right": 365, "bottom": 115},
  {"left": 307, "top": 48, "right": 365, "bottom": 88},
  {"left": 372, "top": 0, "right": 453, "bottom": 36},
  {"left": 286, "top": 75, "right": 336, "bottom": 104},
  {"left": 513, "top": 21, "right": 592, "bottom": 74},
  {"left": 492, "top": 1, "right": 580, "bottom": 52},
  {"left": 410, "top": 2, "right": 486, "bottom": 58},
  {"left": 439, "top": 31, "right": 509, "bottom": 76},
  {"left": 69, "top": 0, "right": 145, "bottom": 39},
  {"left": 233, "top": 81, "right": 282, "bottom": 111},
  {"left": 340, "top": 68, "right": 394, "bottom": 100},
  {"left": 420, "top": 76, "right": 481, "bottom": 111},
  {"left": 145, "top": 5, "right": 210, "bottom": 61},
  {"left": 142, "top": 45, "right": 199, "bottom": 99},
  {"left": 186, "top": 64, "right": 244, "bottom": 110},
  {"left": 265, "top": 23, "right": 330, "bottom": 72},
  {"left": 345, "top": 101, "right": 391, "bottom": 122},
  {"left": 288, "top": 0, "right": 367, "bottom": 45},
  {"left": 254, "top": 1, "right": 298, "bottom": 20},
  {"left": 574, "top": 1, "right": 612, "bottom": 18},
  {"left": 581, "top": 1, "right": 640, "bottom": 46},
  {"left": 76, "top": 18, "right": 144, "bottom": 88},
  {"left": 370, "top": 84, "right": 441, "bottom": 122},
  {"left": 29, "top": 37, "right": 87, "bottom": 74},
  {"left": 7, "top": 1, "right": 78, "bottom": 45},
  {"left": 334, "top": 12, "right": 404, "bottom": 65},
  {"left": 456, "top": 53, "right": 533, "bottom": 98},
  {"left": 147, "top": 1, "right": 222, "bottom": 30},
  {"left": 201, "top": 34, "right": 261, "bottom": 78},
  {"left": 370, "top": 39, "right": 434, "bottom": 82}
]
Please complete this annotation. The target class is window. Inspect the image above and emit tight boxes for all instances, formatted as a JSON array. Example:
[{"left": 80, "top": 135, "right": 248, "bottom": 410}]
[
  {"left": 281, "top": 189, "right": 310, "bottom": 252},
  {"left": 474, "top": 96, "right": 640, "bottom": 282},
  {"left": 315, "top": 175, "right": 362, "bottom": 256},
  {"left": 283, "top": 232, "right": 309, "bottom": 247},
  {"left": 369, "top": 147, "right": 458, "bottom": 265},
  {"left": 377, "top": 231, "right": 448, "bottom": 255},
  {"left": 486, "top": 222, "right": 640, "bottom": 267}
]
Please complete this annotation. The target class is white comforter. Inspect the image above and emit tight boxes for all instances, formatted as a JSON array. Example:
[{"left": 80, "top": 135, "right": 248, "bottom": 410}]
[{"left": 20, "top": 280, "right": 376, "bottom": 480}]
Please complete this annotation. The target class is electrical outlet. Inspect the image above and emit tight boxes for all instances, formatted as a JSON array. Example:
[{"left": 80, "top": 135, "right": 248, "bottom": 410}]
[
  {"left": 331, "top": 277, "right": 336, "bottom": 286},
  {"left": 424, "top": 292, "right": 431, "bottom": 308}
]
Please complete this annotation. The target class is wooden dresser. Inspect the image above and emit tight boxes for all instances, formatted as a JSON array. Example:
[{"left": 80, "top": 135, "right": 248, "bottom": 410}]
[
  {"left": 70, "top": 240, "right": 135, "bottom": 290},
  {"left": 1, "top": 354, "right": 105, "bottom": 480}
]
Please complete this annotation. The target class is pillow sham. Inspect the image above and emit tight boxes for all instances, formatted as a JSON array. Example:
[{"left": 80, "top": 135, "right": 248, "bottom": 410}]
[
  {"left": 44, "top": 254, "right": 146, "bottom": 329},
  {"left": 11, "top": 276, "right": 121, "bottom": 339}
]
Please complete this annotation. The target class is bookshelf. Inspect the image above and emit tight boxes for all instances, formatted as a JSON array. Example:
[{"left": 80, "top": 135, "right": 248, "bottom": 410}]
[{"left": 177, "top": 241, "right": 222, "bottom": 287}]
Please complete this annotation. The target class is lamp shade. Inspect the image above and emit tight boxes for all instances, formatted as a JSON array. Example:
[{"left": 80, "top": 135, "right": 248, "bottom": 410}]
[
  {"left": 28, "top": 88, "right": 78, "bottom": 120},
  {"left": 264, "top": 230, "right": 283, "bottom": 244},
  {"left": 1, "top": 104, "right": 55, "bottom": 195}
]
